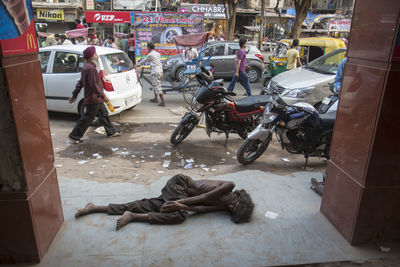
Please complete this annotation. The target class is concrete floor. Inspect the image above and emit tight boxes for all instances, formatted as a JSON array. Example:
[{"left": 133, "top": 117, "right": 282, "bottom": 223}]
[{"left": 28, "top": 170, "right": 399, "bottom": 267}]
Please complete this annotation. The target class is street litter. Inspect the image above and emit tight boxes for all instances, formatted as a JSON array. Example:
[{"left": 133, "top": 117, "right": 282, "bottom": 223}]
[
  {"left": 89, "top": 171, "right": 95, "bottom": 175},
  {"left": 380, "top": 246, "right": 391, "bottom": 253},
  {"left": 112, "top": 122, "right": 120, "bottom": 126},
  {"left": 51, "top": 133, "right": 55, "bottom": 136},
  {"left": 199, "top": 164, "right": 207, "bottom": 168},
  {"left": 93, "top": 153, "right": 100, "bottom": 157},
  {"left": 226, "top": 152, "right": 230, "bottom": 155},
  {"left": 201, "top": 167, "right": 210, "bottom": 172},
  {"left": 131, "top": 155, "right": 136, "bottom": 158},
  {"left": 78, "top": 151, "right": 84, "bottom": 155},
  {"left": 111, "top": 147, "right": 119, "bottom": 152},
  {"left": 265, "top": 211, "right": 279, "bottom": 219},
  {"left": 158, "top": 171, "right": 165, "bottom": 174},
  {"left": 168, "top": 124, "right": 178, "bottom": 127},
  {"left": 55, "top": 164, "right": 63, "bottom": 168},
  {"left": 140, "top": 156, "right": 145, "bottom": 158},
  {"left": 164, "top": 152, "right": 172, "bottom": 157},
  {"left": 94, "top": 127, "right": 105, "bottom": 135},
  {"left": 211, "top": 168, "right": 217, "bottom": 172},
  {"left": 104, "top": 160, "right": 110, "bottom": 163},
  {"left": 186, "top": 158, "right": 195, "bottom": 163},
  {"left": 162, "top": 160, "right": 171, "bottom": 168},
  {"left": 281, "top": 158, "right": 290, "bottom": 162},
  {"left": 232, "top": 155, "right": 237, "bottom": 160},
  {"left": 78, "top": 160, "right": 87, "bottom": 165},
  {"left": 149, "top": 155, "right": 154, "bottom": 158},
  {"left": 120, "top": 151, "right": 130, "bottom": 156},
  {"left": 102, "top": 165, "right": 107, "bottom": 168},
  {"left": 141, "top": 160, "right": 145, "bottom": 163},
  {"left": 153, "top": 143, "right": 158, "bottom": 146},
  {"left": 178, "top": 159, "right": 186, "bottom": 167},
  {"left": 135, "top": 174, "right": 140, "bottom": 177},
  {"left": 184, "top": 163, "right": 193, "bottom": 169}
]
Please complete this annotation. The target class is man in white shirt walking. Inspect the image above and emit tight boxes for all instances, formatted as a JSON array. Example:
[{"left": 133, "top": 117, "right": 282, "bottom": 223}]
[{"left": 138, "top": 43, "right": 166, "bottom": 107}]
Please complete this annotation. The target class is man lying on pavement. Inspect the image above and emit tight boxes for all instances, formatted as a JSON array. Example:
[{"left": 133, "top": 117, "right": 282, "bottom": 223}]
[{"left": 75, "top": 174, "right": 254, "bottom": 230}]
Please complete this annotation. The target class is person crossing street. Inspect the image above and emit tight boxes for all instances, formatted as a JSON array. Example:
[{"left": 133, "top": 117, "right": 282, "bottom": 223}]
[{"left": 68, "top": 46, "right": 121, "bottom": 143}]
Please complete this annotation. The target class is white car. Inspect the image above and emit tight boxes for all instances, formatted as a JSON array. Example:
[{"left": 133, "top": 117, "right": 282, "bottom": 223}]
[{"left": 38, "top": 45, "right": 142, "bottom": 115}]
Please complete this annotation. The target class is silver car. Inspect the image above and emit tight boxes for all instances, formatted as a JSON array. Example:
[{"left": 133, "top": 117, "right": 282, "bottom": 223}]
[
  {"left": 163, "top": 41, "right": 265, "bottom": 83},
  {"left": 266, "top": 48, "right": 346, "bottom": 105}
]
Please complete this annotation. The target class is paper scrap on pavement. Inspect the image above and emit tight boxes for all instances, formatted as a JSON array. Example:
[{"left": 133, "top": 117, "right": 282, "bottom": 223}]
[
  {"left": 201, "top": 167, "right": 210, "bottom": 172},
  {"left": 94, "top": 127, "right": 105, "bottom": 135},
  {"left": 226, "top": 152, "right": 230, "bottom": 155},
  {"left": 89, "top": 171, "right": 95, "bottom": 175},
  {"left": 55, "top": 164, "right": 63, "bottom": 168},
  {"left": 120, "top": 151, "right": 130, "bottom": 156},
  {"left": 111, "top": 147, "right": 119, "bottom": 152},
  {"left": 102, "top": 165, "right": 107, "bottom": 168},
  {"left": 265, "top": 211, "right": 279, "bottom": 219},
  {"left": 168, "top": 124, "right": 178, "bottom": 127},
  {"left": 158, "top": 171, "right": 165, "bottom": 174},
  {"left": 184, "top": 163, "right": 193, "bottom": 169},
  {"left": 141, "top": 160, "right": 145, "bottom": 163},
  {"left": 199, "top": 164, "right": 206, "bottom": 168},
  {"left": 281, "top": 158, "right": 290, "bottom": 162},
  {"left": 131, "top": 155, "right": 136, "bottom": 158},
  {"left": 162, "top": 160, "right": 171, "bottom": 168},
  {"left": 112, "top": 122, "right": 120, "bottom": 126},
  {"left": 104, "top": 160, "right": 110, "bottom": 163},
  {"left": 149, "top": 155, "right": 154, "bottom": 158},
  {"left": 78, "top": 160, "right": 87, "bottom": 165},
  {"left": 211, "top": 168, "right": 217, "bottom": 172},
  {"left": 232, "top": 155, "right": 237, "bottom": 160},
  {"left": 164, "top": 152, "right": 172, "bottom": 156},
  {"left": 186, "top": 158, "right": 195, "bottom": 163},
  {"left": 78, "top": 151, "right": 84, "bottom": 155}
]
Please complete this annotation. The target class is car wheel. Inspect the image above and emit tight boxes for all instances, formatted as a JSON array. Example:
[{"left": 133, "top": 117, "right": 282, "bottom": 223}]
[
  {"left": 175, "top": 67, "right": 184, "bottom": 82},
  {"left": 247, "top": 68, "right": 260, "bottom": 83}
]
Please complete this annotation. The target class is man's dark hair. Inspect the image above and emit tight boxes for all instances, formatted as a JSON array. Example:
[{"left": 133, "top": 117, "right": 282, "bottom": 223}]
[
  {"left": 54, "top": 33, "right": 60, "bottom": 38},
  {"left": 60, "top": 34, "right": 67, "bottom": 40},
  {"left": 148, "top": 42, "right": 155, "bottom": 50},
  {"left": 231, "top": 189, "right": 254, "bottom": 224},
  {"left": 108, "top": 36, "right": 115, "bottom": 42},
  {"left": 292, "top": 39, "right": 300, "bottom": 48},
  {"left": 75, "top": 19, "right": 81, "bottom": 24},
  {"left": 239, "top": 38, "right": 247, "bottom": 48}
]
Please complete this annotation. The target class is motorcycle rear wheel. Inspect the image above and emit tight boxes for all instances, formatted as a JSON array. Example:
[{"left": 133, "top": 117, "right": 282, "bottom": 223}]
[
  {"left": 237, "top": 137, "right": 271, "bottom": 165},
  {"left": 170, "top": 116, "right": 198, "bottom": 145}
]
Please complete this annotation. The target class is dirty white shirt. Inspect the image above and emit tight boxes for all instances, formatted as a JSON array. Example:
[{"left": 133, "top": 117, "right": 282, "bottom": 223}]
[{"left": 139, "top": 50, "right": 163, "bottom": 75}]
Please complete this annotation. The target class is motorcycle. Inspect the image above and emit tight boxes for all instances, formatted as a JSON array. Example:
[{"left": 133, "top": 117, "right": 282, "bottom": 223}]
[
  {"left": 237, "top": 87, "right": 338, "bottom": 167},
  {"left": 170, "top": 66, "right": 271, "bottom": 146}
]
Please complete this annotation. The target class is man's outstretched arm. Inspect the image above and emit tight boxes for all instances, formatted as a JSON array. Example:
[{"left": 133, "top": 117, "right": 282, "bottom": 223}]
[{"left": 161, "top": 202, "right": 225, "bottom": 213}]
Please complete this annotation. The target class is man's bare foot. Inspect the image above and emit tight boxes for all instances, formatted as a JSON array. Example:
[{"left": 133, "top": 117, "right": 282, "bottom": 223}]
[
  {"left": 75, "top": 203, "right": 96, "bottom": 218},
  {"left": 116, "top": 211, "right": 135, "bottom": 231}
]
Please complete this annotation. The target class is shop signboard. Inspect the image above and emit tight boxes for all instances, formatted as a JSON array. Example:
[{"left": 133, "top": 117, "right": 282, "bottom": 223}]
[
  {"left": 134, "top": 12, "right": 204, "bottom": 64},
  {"left": 180, "top": 4, "right": 226, "bottom": 19},
  {"left": 113, "top": 0, "right": 151, "bottom": 10},
  {"left": 37, "top": 8, "right": 64, "bottom": 21},
  {"left": 329, "top": 19, "right": 351, "bottom": 32},
  {"left": 86, "top": 0, "right": 95, "bottom": 10},
  {"left": 85, "top": 11, "right": 132, "bottom": 23},
  {"left": 0, "top": 0, "right": 38, "bottom": 56}
]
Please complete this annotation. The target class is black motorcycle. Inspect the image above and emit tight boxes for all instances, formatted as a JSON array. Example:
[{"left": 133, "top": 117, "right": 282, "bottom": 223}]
[
  {"left": 170, "top": 66, "right": 271, "bottom": 146},
  {"left": 237, "top": 88, "right": 337, "bottom": 167}
]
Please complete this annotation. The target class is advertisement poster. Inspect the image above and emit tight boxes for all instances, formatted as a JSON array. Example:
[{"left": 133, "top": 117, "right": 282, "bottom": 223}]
[
  {"left": 329, "top": 19, "right": 351, "bottom": 32},
  {"left": 86, "top": 11, "right": 132, "bottom": 24},
  {"left": 0, "top": 0, "right": 38, "bottom": 56},
  {"left": 134, "top": 12, "right": 204, "bottom": 64}
]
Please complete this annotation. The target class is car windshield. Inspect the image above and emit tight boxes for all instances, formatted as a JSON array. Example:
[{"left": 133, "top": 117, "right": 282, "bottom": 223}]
[
  {"left": 273, "top": 42, "right": 288, "bottom": 57},
  {"left": 305, "top": 49, "right": 346, "bottom": 75},
  {"left": 100, "top": 52, "right": 133, "bottom": 75}
]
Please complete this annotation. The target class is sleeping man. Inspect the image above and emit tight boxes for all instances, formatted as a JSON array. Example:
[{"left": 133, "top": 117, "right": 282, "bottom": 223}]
[{"left": 75, "top": 174, "right": 254, "bottom": 230}]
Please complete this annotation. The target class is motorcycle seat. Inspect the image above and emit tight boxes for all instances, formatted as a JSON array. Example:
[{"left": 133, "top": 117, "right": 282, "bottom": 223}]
[
  {"left": 211, "top": 79, "right": 224, "bottom": 87},
  {"left": 234, "top": 95, "right": 271, "bottom": 113},
  {"left": 319, "top": 111, "right": 336, "bottom": 128}
]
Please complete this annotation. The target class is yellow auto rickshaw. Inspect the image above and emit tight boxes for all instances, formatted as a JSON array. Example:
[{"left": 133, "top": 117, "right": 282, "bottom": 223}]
[{"left": 263, "top": 37, "right": 346, "bottom": 87}]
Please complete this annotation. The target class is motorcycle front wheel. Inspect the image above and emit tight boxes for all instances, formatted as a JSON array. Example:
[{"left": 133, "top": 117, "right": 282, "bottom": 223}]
[
  {"left": 237, "top": 137, "right": 271, "bottom": 165},
  {"left": 170, "top": 114, "right": 198, "bottom": 145}
]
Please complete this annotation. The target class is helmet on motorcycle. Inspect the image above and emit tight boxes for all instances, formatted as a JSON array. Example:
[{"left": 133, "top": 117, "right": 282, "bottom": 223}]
[{"left": 196, "top": 66, "right": 213, "bottom": 86}]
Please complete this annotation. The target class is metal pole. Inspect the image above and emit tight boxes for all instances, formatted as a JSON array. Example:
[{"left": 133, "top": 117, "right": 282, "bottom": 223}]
[{"left": 258, "top": 0, "right": 265, "bottom": 50}]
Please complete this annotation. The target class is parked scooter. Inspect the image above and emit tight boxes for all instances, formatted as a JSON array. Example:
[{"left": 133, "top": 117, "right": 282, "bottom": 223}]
[
  {"left": 237, "top": 86, "right": 338, "bottom": 167},
  {"left": 170, "top": 66, "right": 271, "bottom": 146}
]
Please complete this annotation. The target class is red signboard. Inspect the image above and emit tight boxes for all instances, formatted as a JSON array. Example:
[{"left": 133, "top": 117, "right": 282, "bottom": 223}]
[{"left": 86, "top": 11, "right": 132, "bottom": 23}]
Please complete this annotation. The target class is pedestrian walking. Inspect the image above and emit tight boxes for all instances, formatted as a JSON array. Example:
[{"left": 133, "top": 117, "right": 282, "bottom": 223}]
[
  {"left": 60, "top": 34, "right": 73, "bottom": 45},
  {"left": 127, "top": 34, "right": 136, "bottom": 64},
  {"left": 137, "top": 43, "right": 166, "bottom": 107},
  {"left": 68, "top": 46, "right": 121, "bottom": 143},
  {"left": 227, "top": 39, "right": 252, "bottom": 96},
  {"left": 286, "top": 39, "right": 302, "bottom": 70}
]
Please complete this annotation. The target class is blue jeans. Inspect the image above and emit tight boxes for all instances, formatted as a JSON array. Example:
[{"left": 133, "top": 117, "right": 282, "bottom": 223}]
[{"left": 227, "top": 71, "right": 252, "bottom": 96}]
